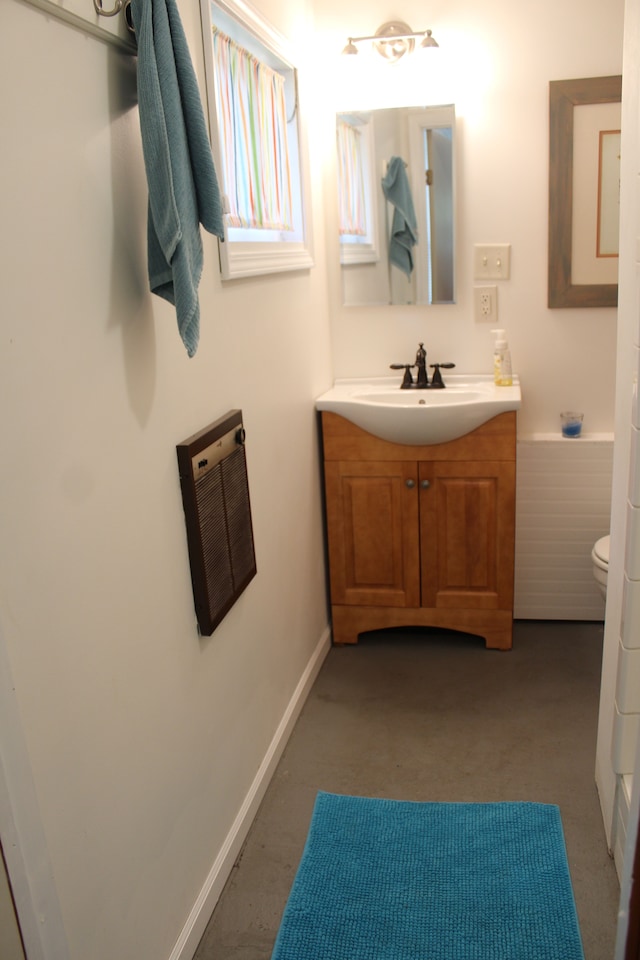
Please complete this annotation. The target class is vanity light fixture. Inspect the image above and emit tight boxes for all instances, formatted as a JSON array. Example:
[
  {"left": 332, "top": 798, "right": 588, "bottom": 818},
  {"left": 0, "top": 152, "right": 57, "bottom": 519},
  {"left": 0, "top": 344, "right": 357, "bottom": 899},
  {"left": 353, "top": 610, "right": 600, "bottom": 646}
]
[{"left": 342, "top": 20, "right": 439, "bottom": 63}]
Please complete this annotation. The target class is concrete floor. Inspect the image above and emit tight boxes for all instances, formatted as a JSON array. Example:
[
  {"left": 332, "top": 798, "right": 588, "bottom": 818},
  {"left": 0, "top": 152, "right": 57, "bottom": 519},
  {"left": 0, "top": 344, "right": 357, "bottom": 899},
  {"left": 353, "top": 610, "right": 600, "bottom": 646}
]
[{"left": 194, "top": 621, "right": 621, "bottom": 960}]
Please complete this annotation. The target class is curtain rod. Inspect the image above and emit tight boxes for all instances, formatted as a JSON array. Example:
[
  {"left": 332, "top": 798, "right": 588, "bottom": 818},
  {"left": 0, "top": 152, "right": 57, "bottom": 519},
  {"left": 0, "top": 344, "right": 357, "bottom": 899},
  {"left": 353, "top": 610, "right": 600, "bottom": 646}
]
[{"left": 17, "top": 0, "right": 137, "bottom": 54}]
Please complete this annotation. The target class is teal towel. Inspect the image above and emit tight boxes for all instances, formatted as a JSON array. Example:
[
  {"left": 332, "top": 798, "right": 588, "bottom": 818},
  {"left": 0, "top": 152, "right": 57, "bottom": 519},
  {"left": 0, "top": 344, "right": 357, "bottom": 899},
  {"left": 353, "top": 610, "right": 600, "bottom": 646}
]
[
  {"left": 382, "top": 156, "right": 418, "bottom": 278},
  {"left": 131, "top": 0, "right": 224, "bottom": 357}
]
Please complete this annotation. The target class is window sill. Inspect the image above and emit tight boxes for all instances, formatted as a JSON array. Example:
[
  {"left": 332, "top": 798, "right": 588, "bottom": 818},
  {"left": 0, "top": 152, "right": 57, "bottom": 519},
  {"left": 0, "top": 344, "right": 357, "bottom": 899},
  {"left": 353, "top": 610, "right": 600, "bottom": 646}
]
[{"left": 220, "top": 241, "right": 314, "bottom": 279}]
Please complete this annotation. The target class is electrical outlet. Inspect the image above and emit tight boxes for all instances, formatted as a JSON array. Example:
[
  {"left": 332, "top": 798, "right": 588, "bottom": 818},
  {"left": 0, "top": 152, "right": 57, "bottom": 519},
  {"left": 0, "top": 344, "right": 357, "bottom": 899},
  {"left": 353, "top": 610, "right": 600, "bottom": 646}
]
[{"left": 474, "top": 285, "right": 498, "bottom": 323}]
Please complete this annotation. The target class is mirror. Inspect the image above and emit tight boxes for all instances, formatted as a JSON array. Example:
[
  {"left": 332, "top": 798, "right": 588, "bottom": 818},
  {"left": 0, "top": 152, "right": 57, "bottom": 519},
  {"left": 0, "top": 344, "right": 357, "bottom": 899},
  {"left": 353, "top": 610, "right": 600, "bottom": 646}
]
[{"left": 337, "top": 104, "right": 455, "bottom": 307}]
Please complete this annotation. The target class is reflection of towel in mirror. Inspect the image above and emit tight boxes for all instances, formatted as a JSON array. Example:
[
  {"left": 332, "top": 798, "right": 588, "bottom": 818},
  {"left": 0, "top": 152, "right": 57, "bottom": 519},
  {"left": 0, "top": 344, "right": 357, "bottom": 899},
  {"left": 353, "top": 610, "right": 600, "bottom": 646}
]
[
  {"left": 131, "top": 0, "right": 224, "bottom": 358},
  {"left": 381, "top": 156, "right": 418, "bottom": 278}
]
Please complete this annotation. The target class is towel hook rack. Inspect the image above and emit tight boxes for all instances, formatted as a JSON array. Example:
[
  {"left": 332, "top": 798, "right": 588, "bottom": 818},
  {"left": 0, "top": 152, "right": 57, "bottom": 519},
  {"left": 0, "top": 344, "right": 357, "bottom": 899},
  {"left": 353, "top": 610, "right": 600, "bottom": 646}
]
[{"left": 93, "top": 0, "right": 135, "bottom": 34}]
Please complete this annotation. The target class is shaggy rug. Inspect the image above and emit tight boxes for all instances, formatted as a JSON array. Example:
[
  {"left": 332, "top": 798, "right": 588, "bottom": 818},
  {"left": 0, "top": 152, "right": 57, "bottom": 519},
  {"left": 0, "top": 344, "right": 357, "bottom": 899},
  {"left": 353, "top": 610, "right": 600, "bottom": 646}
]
[{"left": 271, "top": 792, "right": 584, "bottom": 959}]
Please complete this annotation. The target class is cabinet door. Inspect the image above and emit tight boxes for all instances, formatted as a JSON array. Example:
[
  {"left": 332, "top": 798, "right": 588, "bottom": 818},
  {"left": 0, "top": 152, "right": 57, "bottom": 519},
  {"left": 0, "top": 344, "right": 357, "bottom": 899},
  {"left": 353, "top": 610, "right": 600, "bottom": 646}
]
[
  {"left": 419, "top": 461, "right": 515, "bottom": 610},
  {"left": 324, "top": 460, "right": 420, "bottom": 608}
]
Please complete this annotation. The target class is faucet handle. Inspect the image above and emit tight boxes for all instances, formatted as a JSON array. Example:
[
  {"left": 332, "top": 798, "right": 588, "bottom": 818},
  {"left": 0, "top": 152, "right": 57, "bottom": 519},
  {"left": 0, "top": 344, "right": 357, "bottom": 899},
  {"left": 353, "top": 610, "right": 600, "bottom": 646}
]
[
  {"left": 429, "top": 362, "right": 455, "bottom": 389},
  {"left": 390, "top": 363, "right": 415, "bottom": 389}
]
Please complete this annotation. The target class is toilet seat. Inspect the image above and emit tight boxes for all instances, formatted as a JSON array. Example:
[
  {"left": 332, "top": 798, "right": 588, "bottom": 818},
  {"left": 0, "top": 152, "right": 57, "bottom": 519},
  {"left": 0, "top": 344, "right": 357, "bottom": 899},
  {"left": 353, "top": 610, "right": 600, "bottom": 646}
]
[
  {"left": 592, "top": 535, "right": 610, "bottom": 571},
  {"left": 591, "top": 535, "right": 609, "bottom": 601}
]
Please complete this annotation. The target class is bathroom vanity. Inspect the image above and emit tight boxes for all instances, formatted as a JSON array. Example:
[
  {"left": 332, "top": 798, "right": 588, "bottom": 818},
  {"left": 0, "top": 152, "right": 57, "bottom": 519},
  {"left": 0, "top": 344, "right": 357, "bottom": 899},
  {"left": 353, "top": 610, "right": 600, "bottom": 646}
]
[{"left": 319, "top": 409, "right": 517, "bottom": 650}]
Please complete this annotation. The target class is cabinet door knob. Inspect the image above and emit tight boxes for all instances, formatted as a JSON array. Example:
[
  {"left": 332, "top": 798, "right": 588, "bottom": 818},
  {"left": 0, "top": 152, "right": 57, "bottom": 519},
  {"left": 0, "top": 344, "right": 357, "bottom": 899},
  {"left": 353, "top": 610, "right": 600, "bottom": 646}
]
[
  {"left": 405, "top": 478, "right": 416, "bottom": 489},
  {"left": 421, "top": 479, "right": 431, "bottom": 489}
]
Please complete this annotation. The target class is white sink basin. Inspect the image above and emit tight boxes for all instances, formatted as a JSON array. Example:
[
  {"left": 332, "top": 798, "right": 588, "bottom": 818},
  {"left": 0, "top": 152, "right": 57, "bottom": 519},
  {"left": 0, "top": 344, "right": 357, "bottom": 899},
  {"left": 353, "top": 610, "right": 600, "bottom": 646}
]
[{"left": 316, "top": 375, "right": 521, "bottom": 445}]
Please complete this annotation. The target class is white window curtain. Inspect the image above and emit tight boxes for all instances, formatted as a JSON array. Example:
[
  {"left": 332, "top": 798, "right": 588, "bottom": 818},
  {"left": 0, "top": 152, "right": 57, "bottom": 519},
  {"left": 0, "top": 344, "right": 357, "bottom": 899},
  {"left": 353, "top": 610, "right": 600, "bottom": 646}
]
[
  {"left": 211, "top": 27, "right": 293, "bottom": 231},
  {"left": 336, "top": 120, "right": 367, "bottom": 237}
]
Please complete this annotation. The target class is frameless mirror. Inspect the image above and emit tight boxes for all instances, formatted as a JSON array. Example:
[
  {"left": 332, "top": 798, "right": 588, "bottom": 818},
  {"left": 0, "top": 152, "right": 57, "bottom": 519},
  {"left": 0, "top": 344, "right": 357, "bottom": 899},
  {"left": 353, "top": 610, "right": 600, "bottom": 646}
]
[{"left": 337, "top": 104, "right": 455, "bottom": 306}]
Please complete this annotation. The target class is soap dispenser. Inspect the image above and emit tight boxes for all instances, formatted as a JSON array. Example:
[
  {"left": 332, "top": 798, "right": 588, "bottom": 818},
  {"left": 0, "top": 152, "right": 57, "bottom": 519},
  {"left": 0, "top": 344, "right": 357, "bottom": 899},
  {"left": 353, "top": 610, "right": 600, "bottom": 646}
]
[{"left": 491, "top": 329, "right": 513, "bottom": 386}]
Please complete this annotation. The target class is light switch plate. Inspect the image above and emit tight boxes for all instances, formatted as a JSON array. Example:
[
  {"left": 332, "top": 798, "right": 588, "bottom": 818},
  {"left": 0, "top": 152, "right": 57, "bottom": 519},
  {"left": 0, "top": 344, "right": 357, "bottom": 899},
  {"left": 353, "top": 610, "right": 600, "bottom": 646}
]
[{"left": 474, "top": 244, "right": 511, "bottom": 280}]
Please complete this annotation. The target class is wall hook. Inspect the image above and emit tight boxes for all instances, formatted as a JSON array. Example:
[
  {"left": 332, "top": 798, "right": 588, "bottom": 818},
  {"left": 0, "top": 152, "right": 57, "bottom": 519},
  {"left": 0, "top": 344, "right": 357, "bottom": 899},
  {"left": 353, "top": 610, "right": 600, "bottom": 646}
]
[
  {"left": 93, "top": 0, "right": 123, "bottom": 17},
  {"left": 93, "top": 0, "right": 135, "bottom": 35}
]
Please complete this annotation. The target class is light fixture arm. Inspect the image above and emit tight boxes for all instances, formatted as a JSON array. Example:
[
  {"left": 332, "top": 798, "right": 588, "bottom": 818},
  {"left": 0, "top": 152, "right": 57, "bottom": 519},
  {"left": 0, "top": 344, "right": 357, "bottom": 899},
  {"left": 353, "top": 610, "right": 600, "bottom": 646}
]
[
  {"left": 347, "top": 30, "right": 423, "bottom": 44},
  {"left": 342, "top": 21, "right": 439, "bottom": 61}
]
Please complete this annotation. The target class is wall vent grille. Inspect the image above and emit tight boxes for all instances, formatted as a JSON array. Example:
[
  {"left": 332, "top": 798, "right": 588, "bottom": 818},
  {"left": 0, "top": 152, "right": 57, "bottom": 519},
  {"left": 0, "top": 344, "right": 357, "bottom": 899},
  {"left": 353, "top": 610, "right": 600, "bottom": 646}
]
[{"left": 177, "top": 410, "right": 257, "bottom": 635}]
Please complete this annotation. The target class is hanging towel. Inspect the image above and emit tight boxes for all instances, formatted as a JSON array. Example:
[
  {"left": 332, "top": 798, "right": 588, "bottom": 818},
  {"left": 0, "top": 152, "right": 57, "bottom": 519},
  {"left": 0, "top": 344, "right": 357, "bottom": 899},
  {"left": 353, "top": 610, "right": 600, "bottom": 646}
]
[
  {"left": 131, "top": 0, "right": 224, "bottom": 358},
  {"left": 381, "top": 156, "right": 418, "bottom": 278}
]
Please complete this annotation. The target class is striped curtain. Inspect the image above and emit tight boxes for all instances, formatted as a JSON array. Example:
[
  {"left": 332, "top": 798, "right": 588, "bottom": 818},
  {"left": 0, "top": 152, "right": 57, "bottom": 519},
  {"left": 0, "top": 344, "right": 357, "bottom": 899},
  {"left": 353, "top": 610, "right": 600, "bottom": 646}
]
[
  {"left": 211, "top": 28, "right": 293, "bottom": 231},
  {"left": 336, "top": 120, "right": 367, "bottom": 237}
]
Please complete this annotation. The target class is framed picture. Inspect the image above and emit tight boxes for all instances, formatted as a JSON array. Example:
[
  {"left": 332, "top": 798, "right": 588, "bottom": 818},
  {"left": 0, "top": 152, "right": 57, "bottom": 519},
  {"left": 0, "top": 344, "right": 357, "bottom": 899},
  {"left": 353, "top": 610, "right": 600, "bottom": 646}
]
[{"left": 548, "top": 75, "right": 622, "bottom": 308}]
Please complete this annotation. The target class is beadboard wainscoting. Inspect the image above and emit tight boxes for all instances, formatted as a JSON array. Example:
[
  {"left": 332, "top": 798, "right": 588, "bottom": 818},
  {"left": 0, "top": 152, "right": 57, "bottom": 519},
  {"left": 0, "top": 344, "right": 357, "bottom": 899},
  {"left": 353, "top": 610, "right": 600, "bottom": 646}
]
[{"left": 514, "top": 435, "right": 614, "bottom": 620}]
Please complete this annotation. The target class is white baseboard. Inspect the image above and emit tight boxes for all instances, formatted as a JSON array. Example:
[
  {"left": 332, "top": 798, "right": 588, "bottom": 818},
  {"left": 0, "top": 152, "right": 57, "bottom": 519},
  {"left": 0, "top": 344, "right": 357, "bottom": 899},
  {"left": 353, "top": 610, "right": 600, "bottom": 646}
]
[{"left": 168, "top": 625, "right": 332, "bottom": 960}]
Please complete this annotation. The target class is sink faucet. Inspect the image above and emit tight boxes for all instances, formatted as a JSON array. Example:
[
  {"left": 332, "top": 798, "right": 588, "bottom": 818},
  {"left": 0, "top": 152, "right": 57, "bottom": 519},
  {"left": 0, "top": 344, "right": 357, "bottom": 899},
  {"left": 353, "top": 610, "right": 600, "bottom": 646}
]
[
  {"left": 390, "top": 346, "right": 455, "bottom": 388},
  {"left": 415, "top": 343, "right": 429, "bottom": 388}
]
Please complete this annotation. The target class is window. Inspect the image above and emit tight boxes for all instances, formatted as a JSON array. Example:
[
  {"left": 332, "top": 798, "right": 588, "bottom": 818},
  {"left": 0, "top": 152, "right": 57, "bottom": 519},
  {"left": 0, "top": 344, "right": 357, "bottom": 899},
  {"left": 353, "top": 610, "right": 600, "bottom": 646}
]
[{"left": 200, "top": 0, "right": 313, "bottom": 279}]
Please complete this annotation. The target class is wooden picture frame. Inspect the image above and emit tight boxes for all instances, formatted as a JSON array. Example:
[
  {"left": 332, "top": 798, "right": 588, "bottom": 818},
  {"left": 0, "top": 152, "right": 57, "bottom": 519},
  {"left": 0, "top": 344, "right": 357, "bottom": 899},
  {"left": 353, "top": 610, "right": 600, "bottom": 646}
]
[{"left": 548, "top": 75, "right": 622, "bottom": 308}]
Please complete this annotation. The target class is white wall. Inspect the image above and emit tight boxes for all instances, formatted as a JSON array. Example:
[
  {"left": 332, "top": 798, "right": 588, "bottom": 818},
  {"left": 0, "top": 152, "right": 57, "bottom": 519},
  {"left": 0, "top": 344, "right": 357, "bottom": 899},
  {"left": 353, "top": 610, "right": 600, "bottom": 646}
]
[
  {"left": 0, "top": 2, "right": 333, "bottom": 959},
  {"left": 315, "top": 0, "right": 623, "bottom": 437}
]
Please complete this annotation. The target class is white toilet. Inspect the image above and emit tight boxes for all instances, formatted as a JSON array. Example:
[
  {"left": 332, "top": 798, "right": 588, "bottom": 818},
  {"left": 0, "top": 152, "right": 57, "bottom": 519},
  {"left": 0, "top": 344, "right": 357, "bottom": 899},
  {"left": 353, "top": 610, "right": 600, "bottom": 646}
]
[{"left": 591, "top": 535, "right": 610, "bottom": 599}]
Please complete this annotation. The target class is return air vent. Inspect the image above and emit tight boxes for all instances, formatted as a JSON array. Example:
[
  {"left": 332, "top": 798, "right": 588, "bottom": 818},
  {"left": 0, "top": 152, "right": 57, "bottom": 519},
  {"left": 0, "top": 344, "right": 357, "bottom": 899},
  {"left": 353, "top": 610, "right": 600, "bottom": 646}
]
[{"left": 177, "top": 410, "right": 257, "bottom": 635}]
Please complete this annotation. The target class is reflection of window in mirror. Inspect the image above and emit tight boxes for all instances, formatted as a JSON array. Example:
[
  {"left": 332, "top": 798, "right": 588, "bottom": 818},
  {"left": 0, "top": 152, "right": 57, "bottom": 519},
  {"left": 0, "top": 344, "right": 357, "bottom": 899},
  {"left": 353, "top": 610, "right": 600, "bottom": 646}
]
[
  {"left": 200, "top": 0, "right": 313, "bottom": 279},
  {"left": 336, "top": 114, "right": 380, "bottom": 265}
]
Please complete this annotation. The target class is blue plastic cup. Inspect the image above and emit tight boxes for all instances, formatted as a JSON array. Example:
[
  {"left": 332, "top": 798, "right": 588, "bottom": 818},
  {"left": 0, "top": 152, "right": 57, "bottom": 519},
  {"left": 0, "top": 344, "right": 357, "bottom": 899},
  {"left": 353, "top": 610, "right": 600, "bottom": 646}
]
[{"left": 561, "top": 411, "right": 583, "bottom": 438}]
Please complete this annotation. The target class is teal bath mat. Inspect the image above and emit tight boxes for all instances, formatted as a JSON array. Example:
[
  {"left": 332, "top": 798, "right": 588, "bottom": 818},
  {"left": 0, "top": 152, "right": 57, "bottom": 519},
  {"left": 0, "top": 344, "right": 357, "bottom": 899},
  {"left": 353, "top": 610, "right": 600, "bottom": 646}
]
[{"left": 271, "top": 792, "right": 584, "bottom": 960}]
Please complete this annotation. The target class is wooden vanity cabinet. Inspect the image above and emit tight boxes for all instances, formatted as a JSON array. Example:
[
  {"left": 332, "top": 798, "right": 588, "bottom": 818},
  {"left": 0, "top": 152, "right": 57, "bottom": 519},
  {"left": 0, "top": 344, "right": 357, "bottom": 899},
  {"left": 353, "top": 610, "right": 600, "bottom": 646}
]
[{"left": 321, "top": 411, "right": 516, "bottom": 650}]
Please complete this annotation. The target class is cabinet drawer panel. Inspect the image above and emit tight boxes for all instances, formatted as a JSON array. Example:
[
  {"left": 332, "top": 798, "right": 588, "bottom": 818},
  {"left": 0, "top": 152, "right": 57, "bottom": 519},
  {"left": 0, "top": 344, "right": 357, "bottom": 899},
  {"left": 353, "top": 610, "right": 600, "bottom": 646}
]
[
  {"left": 324, "top": 461, "right": 420, "bottom": 608},
  {"left": 436, "top": 477, "right": 497, "bottom": 590},
  {"left": 321, "top": 411, "right": 516, "bottom": 462},
  {"left": 345, "top": 476, "right": 398, "bottom": 586},
  {"left": 420, "top": 461, "right": 515, "bottom": 609}
]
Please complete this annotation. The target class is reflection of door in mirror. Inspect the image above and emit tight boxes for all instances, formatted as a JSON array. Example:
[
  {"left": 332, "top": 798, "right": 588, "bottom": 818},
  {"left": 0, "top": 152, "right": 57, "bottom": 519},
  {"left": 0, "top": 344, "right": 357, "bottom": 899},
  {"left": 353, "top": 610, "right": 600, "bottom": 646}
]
[
  {"left": 424, "top": 123, "right": 454, "bottom": 302},
  {"left": 337, "top": 104, "right": 455, "bottom": 307}
]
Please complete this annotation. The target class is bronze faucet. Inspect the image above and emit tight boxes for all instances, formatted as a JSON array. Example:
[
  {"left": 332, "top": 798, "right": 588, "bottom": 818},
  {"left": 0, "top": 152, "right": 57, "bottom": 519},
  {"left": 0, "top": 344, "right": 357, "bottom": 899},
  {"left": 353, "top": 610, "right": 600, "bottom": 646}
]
[{"left": 390, "top": 343, "right": 455, "bottom": 389}]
